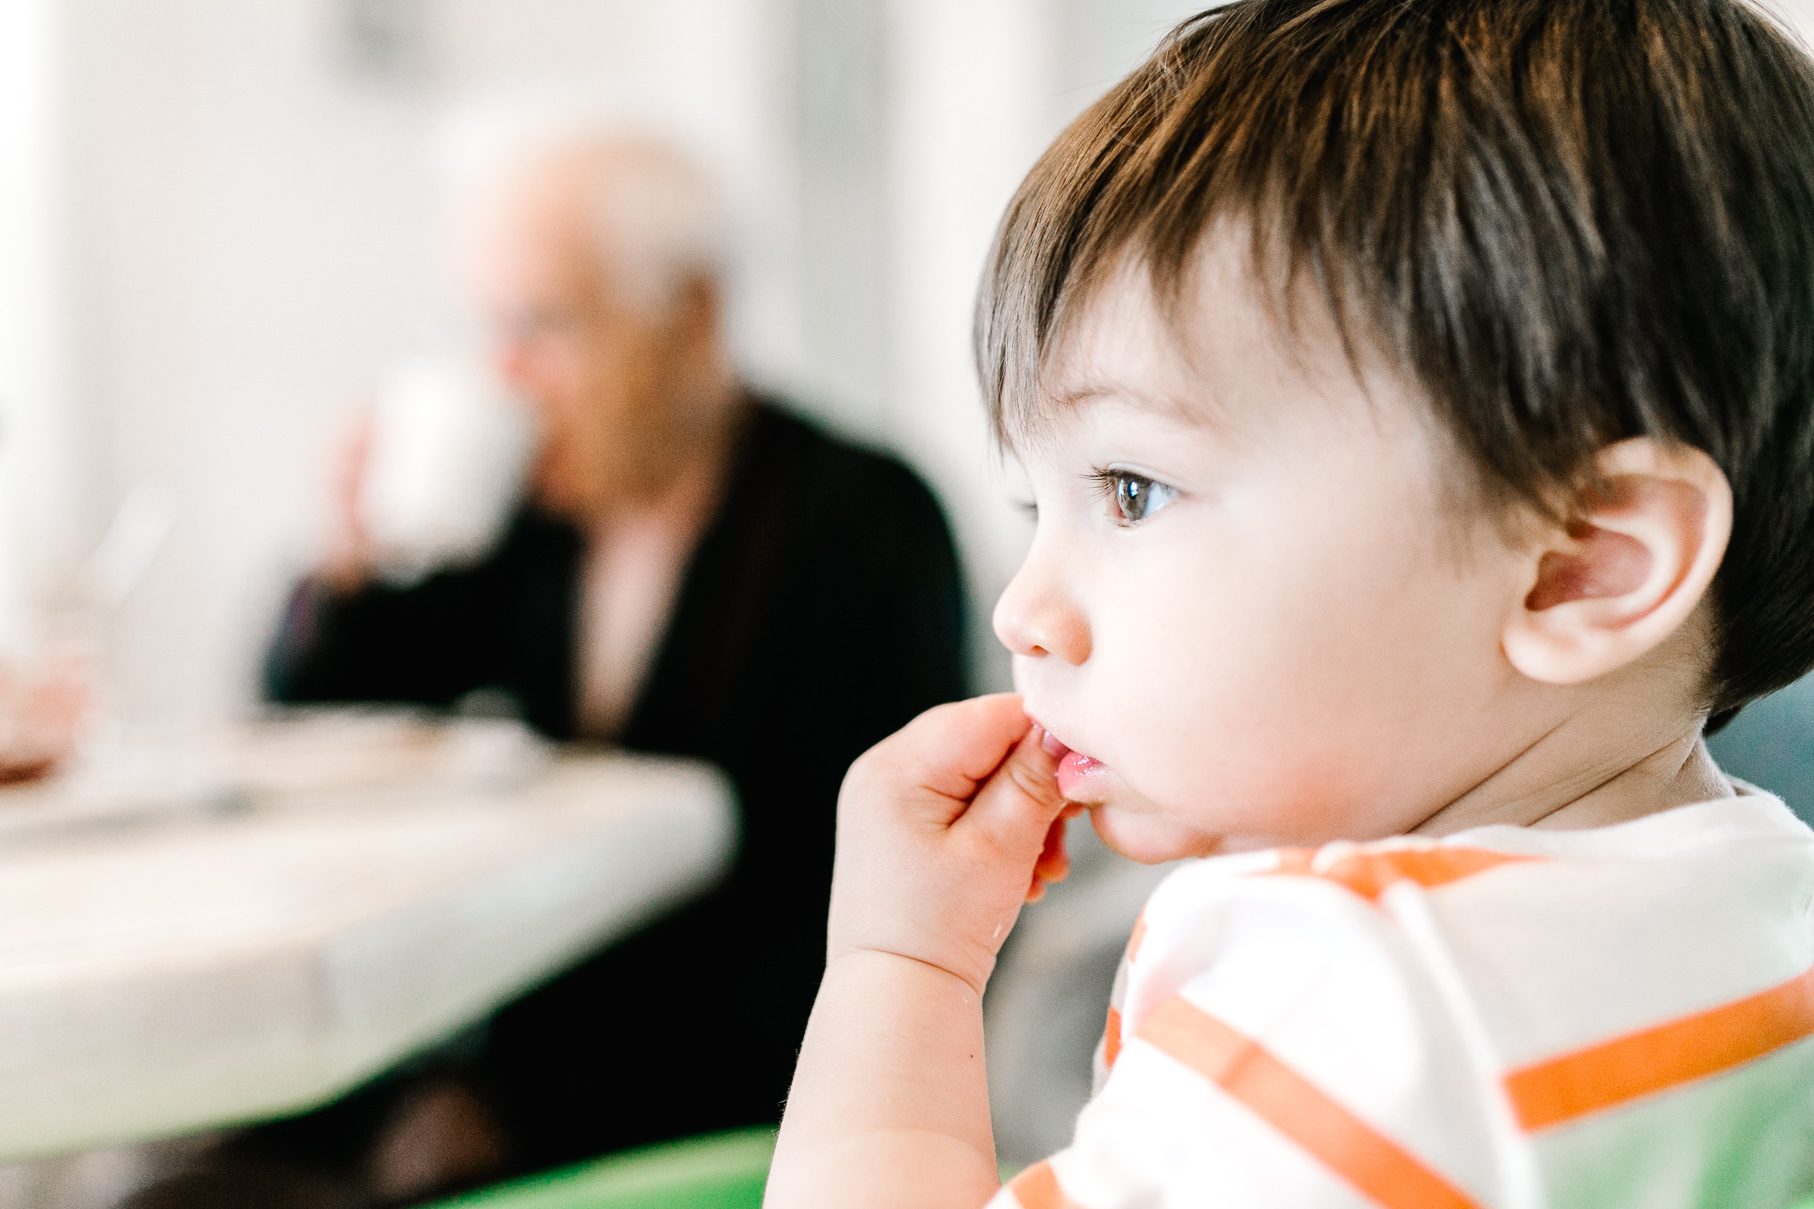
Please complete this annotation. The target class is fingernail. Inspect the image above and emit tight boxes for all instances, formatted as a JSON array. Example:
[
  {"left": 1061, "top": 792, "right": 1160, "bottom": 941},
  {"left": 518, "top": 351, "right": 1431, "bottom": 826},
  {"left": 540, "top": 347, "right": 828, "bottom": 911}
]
[{"left": 1038, "top": 727, "right": 1066, "bottom": 758}]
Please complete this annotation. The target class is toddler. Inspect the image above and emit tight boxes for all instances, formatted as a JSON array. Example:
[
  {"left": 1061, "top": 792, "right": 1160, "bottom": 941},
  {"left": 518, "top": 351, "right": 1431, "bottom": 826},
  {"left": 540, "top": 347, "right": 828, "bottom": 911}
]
[{"left": 767, "top": 1, "right": 1814, "bottom": 1205}]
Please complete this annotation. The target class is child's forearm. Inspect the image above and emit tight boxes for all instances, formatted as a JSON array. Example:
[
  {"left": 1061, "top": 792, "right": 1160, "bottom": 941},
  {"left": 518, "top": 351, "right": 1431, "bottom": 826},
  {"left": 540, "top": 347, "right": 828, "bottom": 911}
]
[
  {"left": 765, "top": 949, "right": 1001, "bottom": 1209},
  {"left": 766, "top": 697, "right": 1065, "bottom": 1207}
]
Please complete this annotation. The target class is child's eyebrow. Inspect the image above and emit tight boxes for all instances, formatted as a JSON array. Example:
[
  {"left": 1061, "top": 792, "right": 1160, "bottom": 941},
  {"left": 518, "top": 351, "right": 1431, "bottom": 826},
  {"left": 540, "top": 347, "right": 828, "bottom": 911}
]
[{"left": 1052, "top": 380, "right": 1221, "bottom": 429}]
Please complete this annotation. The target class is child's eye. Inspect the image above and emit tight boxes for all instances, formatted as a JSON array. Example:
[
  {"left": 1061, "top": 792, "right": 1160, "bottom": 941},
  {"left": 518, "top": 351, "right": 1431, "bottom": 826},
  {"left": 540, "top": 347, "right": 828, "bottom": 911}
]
[{"left": 1091, "top": 469, "right": 1178, "bottom": 526}]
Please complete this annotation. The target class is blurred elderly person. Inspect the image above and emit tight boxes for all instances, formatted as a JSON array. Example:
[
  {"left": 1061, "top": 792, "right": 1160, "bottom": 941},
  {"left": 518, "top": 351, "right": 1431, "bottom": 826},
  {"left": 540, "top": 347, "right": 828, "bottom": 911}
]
[{"left": 256, "top": 122, "right": 970, "bottom": 1197}]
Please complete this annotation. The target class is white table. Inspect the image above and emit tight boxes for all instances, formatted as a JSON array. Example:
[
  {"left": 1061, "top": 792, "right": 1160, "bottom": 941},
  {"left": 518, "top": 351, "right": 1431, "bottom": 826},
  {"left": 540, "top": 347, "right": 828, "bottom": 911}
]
[{"left": 0, "top": 728, "right": 735, "bottom": 1162}]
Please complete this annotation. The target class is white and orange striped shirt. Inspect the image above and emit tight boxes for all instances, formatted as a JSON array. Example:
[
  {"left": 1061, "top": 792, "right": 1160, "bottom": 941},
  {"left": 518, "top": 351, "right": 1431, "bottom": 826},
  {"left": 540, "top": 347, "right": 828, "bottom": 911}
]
[{"left": 993, "top": 790, "right": 1814, "bottom": 1209}]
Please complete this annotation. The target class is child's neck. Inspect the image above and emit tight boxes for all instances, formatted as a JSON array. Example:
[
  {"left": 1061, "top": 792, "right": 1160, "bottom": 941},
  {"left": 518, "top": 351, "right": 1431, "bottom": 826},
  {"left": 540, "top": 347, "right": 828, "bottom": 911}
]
[
  {"left": 1413, "top": 693, "right": 1732, "bottom": 838},
  {"left": 1526, "top": 731, "right": 1730, "bottom": 831}
]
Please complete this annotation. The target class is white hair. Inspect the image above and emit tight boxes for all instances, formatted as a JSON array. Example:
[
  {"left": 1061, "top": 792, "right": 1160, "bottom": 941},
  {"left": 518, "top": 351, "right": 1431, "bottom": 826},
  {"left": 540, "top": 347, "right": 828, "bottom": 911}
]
[{"left": 436, "top": 97, "right": 729, "bottom": 317}]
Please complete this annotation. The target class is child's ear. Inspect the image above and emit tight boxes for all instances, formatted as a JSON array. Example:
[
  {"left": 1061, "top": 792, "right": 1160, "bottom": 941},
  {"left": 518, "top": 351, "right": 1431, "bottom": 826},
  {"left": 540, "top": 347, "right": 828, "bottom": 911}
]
[{"left": 1502, "top": 438, "right": 1731, "bottom": 686}]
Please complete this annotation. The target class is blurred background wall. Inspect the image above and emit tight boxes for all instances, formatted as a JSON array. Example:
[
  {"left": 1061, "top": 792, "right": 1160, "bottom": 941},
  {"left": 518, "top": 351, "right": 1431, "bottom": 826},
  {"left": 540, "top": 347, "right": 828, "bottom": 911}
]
[{"left": 0, "top": 0, "right": 1204, "bottom": 727}]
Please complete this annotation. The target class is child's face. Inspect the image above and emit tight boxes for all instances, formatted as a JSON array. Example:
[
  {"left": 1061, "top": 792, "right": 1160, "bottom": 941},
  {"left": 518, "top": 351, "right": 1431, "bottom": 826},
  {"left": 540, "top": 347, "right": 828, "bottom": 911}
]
[{"left": 998, "top": 239, "right": 1544, "bottom": 863}]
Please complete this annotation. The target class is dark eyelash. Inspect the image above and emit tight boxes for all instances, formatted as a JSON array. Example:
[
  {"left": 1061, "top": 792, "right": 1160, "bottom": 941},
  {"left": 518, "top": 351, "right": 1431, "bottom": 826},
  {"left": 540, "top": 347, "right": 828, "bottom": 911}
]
[{"left": 1084, "top": 468, "right": 1133, "bottom": 502}]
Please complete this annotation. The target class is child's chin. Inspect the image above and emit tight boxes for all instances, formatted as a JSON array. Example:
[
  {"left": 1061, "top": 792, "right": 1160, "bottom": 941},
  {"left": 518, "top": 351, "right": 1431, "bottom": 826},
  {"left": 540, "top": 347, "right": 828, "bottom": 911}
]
[{"left": 1090, "top": 806, "right": 1221, "bottom": 865}]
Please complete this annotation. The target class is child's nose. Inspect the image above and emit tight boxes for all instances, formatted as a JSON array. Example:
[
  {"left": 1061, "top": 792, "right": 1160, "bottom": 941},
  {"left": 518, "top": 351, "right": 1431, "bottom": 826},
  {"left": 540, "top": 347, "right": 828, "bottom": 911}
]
[{"left": 992, "top": 566, "right": 1091, "bottom": 665}]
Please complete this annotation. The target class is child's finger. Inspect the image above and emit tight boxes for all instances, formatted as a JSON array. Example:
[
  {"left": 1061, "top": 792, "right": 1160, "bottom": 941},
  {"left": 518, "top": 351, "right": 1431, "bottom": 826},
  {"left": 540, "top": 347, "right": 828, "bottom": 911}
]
[
  {"left": 960, "top": 721, "right": 1068, "bottom": 864},
  {"left": 1033, "top": 811, "right": 1071, "bottom": 885},
  {"left": 851, "top": 694, "right": 1033, "bottom": 823}
]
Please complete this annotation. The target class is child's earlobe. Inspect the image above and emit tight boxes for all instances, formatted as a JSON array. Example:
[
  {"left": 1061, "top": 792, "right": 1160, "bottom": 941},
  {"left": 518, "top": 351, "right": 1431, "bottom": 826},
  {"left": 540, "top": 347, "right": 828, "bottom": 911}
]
[{"left": 1502, "top": 439, "right": 1731, "bottom": 686}]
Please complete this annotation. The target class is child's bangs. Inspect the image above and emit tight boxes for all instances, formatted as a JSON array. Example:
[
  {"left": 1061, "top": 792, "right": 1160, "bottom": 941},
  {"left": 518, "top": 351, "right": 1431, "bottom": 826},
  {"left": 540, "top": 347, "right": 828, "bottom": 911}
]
[{"left": 974, "top": 2, "right": 1387, "bottom": 454}]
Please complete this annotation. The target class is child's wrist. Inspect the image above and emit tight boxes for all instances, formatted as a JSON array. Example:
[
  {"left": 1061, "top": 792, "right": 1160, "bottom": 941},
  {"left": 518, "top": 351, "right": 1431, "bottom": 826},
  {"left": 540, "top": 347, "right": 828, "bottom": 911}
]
[{"left": 826, "top": 944, "right": 991, "bottom": 999}]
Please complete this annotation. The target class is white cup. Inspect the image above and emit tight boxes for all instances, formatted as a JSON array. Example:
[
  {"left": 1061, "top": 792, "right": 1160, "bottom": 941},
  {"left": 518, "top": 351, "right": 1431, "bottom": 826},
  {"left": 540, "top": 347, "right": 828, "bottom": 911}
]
[{"left": 358, "top": 356, "right": 539, "bottom": 584}]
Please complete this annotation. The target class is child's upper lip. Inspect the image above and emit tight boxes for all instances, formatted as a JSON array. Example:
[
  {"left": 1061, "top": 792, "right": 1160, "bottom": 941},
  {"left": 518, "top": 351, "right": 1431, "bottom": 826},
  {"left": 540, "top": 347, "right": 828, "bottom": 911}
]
[{"left": 1032, "top": 715, "right": 1090, "bottom": 763}]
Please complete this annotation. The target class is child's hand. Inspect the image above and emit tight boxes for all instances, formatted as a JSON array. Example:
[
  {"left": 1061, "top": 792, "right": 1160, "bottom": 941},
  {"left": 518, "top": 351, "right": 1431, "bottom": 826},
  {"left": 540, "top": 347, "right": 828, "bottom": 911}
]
[{"left": 827, "top": 693, "right": 1074, "bottom": 995}]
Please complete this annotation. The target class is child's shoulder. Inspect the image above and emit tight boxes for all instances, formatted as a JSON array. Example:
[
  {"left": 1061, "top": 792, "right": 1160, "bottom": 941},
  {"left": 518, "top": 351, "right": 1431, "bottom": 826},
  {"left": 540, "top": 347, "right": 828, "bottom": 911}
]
[
  {"left": 1140, "top": 787, "right": 1813, "bottom": 938},
  {"left": 1117, "top": 789, "right": 1813, "bottom": 1076}
]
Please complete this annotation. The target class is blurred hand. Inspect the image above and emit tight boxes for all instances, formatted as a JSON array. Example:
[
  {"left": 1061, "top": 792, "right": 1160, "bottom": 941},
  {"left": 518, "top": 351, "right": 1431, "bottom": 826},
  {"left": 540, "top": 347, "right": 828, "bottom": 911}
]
[
  {"left": 321, "top": 408, "right": 377, "bottom": 594},
  {"left": 827, "top": 693, "right": 1077, "bottom": 995},
  {"left": 0, "top": 651, "right": 90, "bottom": 786}
]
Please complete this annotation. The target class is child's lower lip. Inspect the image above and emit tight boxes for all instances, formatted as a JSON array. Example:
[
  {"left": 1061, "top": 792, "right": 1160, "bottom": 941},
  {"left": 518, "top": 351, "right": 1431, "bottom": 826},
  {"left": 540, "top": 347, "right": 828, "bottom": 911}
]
[{"left": 1056, "top": 750, "right": 1107, "bottom": 800}]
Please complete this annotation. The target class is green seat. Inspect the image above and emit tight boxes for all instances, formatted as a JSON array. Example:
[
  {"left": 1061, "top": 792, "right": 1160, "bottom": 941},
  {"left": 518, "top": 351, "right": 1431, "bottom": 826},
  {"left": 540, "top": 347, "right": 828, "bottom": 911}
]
[{"left": 423, "top": 1128, "right": 775, "bottom": 1209}]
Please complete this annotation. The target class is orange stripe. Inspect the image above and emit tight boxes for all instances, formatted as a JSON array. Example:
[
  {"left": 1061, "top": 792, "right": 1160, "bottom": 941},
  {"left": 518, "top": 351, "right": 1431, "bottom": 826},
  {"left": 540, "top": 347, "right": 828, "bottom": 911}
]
[
  {"left": 1138, "top": 997, "right": 1481, "bottom": 1209},
  {"left": 1004, "top": 1159, "right": 1084, "bottom": 1209},
  {"left": 1507, "top": 961, "right": 1814, "bottom": 1132},
  {"left": 1267, "top": 845, "right": 1533, "bottom": 903},
  {"left": 1101, "top": 913, "right": 1143, "bottom": 1076}
]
